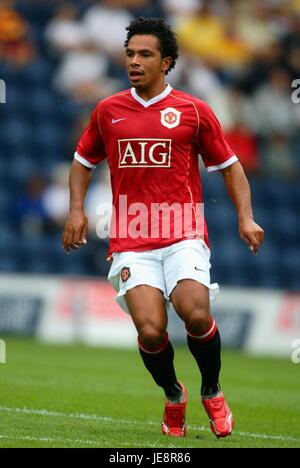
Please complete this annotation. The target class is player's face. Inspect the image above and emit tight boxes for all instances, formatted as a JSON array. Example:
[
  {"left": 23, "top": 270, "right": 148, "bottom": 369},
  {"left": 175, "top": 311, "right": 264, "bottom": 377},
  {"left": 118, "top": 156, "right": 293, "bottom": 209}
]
[{"left": 125, "top": 35, "right": 172, "bottom": 92}]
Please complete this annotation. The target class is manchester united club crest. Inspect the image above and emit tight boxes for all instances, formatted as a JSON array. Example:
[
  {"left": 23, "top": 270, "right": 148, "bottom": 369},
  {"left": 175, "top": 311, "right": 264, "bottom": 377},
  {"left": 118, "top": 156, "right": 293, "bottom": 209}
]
[
  {"left": 160, "top": 107, "right": 181, "bottom": 129},
  {"left": 120, "top": 267, "right": 131, "bottom": 282}
]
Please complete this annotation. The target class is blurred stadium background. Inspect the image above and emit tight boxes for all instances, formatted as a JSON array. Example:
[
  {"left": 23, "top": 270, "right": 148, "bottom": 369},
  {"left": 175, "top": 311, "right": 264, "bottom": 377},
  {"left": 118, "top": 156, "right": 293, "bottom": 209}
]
[{"left": 0, "top": 0, "right": 300, "bottom": 448}]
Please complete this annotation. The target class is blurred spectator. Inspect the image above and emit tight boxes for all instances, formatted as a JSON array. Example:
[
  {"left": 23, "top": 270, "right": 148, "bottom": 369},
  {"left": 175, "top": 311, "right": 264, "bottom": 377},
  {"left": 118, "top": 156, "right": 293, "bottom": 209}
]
[
  {"left": 53, "top": 40, "right": 117, "bottom": 103},
  {"left": 226, "top": 86, "right": 258, "bottom": 132},
  {"left": 282, "top": 8, "right": 300, "bottom": 52},
  {"left": 0, "top": 0, "right": 28, "bottom": 43},
  {"left": 42, "top": 163, "right": 70, "bottom": 230},
  {"left": 234, "top": 1, "right": 278, "bottom": 55},
  {"left": 225, "top": 124, "right": 260, "bottom": 174},
  {"left": 259, "top": 132, "right": 297, "bottom": 179},
  {"left": 82, "top": 0, "right": 133, "bottom": 60},
  {"left": 0, "top": 0, "right": 36, "bottom": 68},
  {"left": 103, "top": 0, "right": 160, "bottom": 17},
  {"left": 217, "top": 86, "right": 260, "bottom": 173},
  {"left": 241, "top": 41, "right": 286, "bottom": 94},
  {"left": 251, "top": 66, "right": 299, "bottom": 177},
  {"left": 1, "top": 39, "right": 37, "bottom": 68},
  {"left": 176, "top": 55, "right": 234, "bottom": 130},
  {"left": 14, "top": 175, "right": 50, "bottom": 237},
  {"left": 287, "top": 46, "right": 300, "bottom": 78},
  {"left": 282, "top": 11, "right": 300, "bottom": 80},
  {"left": 179, "top": 55, "right": 223, "bottom": 99},
  {"left": 176, "top": 0, "right": 251, "bottom": 70},
  {"left": 165, "top": 54, "right": 186, "bottom": 88},
  {"left": 253, "top": 66, "right": 296, "bottom": 137},
  {"left": 45, "top": 2, "right": 86, "bottom": 54},
  {"left": 128, "top": 0, "right": 164, "bottom": 17},
  {"left": 162, "top": 0, "right": 200, "bottom": 26}
]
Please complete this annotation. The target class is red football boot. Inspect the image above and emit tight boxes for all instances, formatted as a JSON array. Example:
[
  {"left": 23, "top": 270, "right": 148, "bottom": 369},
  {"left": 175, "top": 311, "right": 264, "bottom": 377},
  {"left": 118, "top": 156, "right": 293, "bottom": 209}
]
[
  {"left": 202, "top": 392, "right": 234, "bottom": 438},
  {"left": 161, "top": 383, "right": 187, "bottom": 437}
]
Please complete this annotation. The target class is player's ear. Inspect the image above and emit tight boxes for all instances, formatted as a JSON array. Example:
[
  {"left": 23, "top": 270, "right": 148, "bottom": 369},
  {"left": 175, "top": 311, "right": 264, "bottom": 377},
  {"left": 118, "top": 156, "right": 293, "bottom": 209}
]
[{"left": 162, "top": 56, "right": 172, "bottom": 73}]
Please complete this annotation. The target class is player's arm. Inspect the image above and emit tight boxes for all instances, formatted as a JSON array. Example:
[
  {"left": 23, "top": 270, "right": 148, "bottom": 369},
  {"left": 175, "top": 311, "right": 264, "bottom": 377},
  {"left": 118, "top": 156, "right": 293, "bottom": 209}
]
[
  {"left": 62, "top": 102, "right": 106, "bottom": 253},
  {"left": 220, "top": 161, "right": 264, "bottom": 255},
  {"left": 62, "top": 160, "right": 93, "bottom": 254}
]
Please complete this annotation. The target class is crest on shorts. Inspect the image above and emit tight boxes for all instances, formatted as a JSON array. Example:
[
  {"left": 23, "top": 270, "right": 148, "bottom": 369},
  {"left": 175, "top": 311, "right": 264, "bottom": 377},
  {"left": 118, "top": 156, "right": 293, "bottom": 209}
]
[
  {"left": 160, "top": 107, "right": 181, "bottom": 129},
  {"left": 121, "top": 267, "right": 131, "bottom": 282}
]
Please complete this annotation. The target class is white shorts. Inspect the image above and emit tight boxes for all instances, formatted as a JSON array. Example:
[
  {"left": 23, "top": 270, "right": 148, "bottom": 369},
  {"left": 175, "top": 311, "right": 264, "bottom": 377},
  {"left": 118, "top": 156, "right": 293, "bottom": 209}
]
[{"left": 108, "top": 239, "right": 219, "bottom": 314}]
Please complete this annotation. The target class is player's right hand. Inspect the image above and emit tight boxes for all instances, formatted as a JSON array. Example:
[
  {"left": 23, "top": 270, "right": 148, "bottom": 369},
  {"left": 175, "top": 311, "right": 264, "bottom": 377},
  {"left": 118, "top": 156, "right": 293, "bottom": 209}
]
[
  {"left": 239, "top": 218, "right": 264, "bottom": 255},
  {"left": 62, "top": 210, "right": 88, "bottom": 254}
]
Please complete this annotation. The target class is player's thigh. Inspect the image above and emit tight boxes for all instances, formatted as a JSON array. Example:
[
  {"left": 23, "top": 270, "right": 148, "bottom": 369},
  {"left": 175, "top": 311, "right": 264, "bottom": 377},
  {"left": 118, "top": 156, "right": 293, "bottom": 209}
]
[
  {"left": 125, "top": 285, "right": 168, "bottom": 341},
  {"left": 171, "top": 280, "right": 213, "bottom": 335},
  {"left": 108, "top": 249, "right": 168, "bottom": 315},
  {"left": 164, "top": 241, "right": 212, "bottom": 326},
  {"left": 170, "top": 279, "right": 211, "bottom": 323}
]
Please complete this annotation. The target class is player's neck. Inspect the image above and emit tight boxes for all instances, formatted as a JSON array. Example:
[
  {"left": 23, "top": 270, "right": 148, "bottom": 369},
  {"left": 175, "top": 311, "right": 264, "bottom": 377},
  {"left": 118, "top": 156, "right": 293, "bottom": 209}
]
[{"left": 134, "top": 82, "right": 167, "bottom": 102}]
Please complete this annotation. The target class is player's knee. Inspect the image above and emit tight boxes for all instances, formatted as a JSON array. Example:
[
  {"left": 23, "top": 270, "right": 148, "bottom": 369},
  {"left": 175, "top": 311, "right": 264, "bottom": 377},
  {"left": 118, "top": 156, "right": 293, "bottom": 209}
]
[
  {"left": 139, "top": 325, "right": 166, "bottom": 348},
  {"left": 185, "top": 306, "right": 211, "bottom": 335}
]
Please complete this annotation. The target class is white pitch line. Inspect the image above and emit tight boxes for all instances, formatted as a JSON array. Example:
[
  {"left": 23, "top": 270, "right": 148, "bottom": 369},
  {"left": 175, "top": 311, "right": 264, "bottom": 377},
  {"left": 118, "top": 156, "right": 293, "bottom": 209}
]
[
  {"left": 0, "top": 434, "right": 101, "bottom": 447},
  {"left": 0, "top": 434, "right": 154, "bottom": 448},
  {"left": 187, "top": 424, "right": 300, "bottom": 443},
  {"left": 0, "top": 406, "right": 299, "bottom": 444}
]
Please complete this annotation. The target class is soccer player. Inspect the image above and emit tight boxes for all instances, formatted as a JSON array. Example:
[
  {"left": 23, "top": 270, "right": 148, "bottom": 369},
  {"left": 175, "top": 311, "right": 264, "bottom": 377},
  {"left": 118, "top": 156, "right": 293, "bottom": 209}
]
[{"left": 62, "top": 18, "right": 264, "bottom": 438}]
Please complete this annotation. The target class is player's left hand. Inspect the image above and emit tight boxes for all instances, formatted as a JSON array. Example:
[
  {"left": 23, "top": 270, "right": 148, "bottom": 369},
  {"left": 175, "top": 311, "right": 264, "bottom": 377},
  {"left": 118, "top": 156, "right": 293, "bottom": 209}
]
[{"left": 239, "top": 218, "right": 264, "bottom": 255}]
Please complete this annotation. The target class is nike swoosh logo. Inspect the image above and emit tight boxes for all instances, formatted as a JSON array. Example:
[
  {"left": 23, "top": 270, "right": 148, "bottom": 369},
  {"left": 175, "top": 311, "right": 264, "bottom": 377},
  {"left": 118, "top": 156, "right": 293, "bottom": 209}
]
[
  {"left": 194, "top": 267, "right": 204, "bottom": 271},
  {"left": 112, "top": 118, "right": 127, "bottom": 124}
]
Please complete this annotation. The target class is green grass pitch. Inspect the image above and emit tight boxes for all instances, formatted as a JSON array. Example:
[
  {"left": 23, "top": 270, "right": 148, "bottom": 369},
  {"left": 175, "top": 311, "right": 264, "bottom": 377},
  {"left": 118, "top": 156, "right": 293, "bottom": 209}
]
[{"left": 0, "top": 337, "right": 299, "bottom": 448}]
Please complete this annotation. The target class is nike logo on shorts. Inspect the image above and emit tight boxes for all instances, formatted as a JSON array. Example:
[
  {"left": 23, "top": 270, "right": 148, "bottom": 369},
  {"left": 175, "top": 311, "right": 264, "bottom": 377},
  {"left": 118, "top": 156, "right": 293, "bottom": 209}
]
[
  {"left": 112, "top": 118, "right": 127, "bottom": 124},
  {"left": 194, "top": 267, "right": 204, "bottom": 271}
]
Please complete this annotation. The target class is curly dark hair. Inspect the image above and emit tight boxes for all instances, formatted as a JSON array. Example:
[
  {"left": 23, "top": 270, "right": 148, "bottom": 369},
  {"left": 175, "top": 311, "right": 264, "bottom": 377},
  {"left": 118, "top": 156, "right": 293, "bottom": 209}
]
[{"left": 124, "top": 17, "right": 179, "bottom": 75}]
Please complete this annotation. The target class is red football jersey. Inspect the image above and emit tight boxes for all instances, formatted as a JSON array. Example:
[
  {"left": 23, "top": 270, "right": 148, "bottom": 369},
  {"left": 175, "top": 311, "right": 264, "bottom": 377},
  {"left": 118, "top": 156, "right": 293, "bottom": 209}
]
[{"left": 75, "top": 85, "right": 237, "bottom": 256}]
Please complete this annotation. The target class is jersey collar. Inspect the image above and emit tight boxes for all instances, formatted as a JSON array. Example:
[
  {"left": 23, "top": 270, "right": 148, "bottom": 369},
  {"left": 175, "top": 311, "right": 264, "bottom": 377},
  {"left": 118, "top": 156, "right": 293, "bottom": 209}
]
[{"left": 131, "top": 84, "right": 172, "bottom": 108}]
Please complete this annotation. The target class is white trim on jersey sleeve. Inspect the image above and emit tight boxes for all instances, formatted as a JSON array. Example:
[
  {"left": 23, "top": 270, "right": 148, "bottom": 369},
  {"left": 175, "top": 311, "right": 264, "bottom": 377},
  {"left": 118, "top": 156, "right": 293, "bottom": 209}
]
[
  {"left": 74, "top": 151, "right": 97, "bottom": 169},
  {"left": 206, "top": 155, "right": 238, "bottom": 173}
]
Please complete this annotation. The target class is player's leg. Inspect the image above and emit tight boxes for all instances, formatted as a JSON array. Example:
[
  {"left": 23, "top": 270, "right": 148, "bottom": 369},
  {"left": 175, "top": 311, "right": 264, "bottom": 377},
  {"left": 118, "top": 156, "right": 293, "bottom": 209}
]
[
  {"left": 108, "top": 251, "right": 186, "bottom": 436},
  {"left": 171, "top": 280, "right": 233, "bottom": 438},
  {"left": 170, "top": 279, "right": 221, "bottom": 397},
  {"left": 125, "top": 285, "right": 187, "bottom": 437},
  {"left": 164, "top": 240, "right": 234, "bottom": 437},
  {"left": 125, "top": 284, "right": 180, "bottom": 400},
  {"left": 109, "top": 251, "right": 182, "bottom": 400}
]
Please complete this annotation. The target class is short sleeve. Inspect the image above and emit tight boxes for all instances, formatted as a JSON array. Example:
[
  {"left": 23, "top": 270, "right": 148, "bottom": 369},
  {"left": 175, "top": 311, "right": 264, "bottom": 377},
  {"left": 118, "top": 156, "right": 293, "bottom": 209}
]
[
  {"left": 196, "top": 101, "right": 238, "bottom": 172},
  {"left": 74, "top": 103, "right": 107, "bottom": 169}
]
